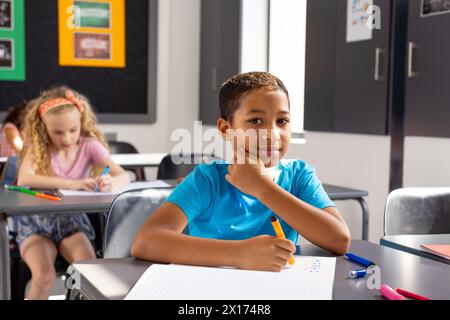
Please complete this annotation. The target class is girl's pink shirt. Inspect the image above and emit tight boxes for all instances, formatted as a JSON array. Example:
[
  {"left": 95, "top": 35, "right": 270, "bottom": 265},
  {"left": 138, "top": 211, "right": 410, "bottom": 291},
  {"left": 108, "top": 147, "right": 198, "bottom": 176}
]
[{"left": 50, "top": 136, "right": 109, "bottom": 179}]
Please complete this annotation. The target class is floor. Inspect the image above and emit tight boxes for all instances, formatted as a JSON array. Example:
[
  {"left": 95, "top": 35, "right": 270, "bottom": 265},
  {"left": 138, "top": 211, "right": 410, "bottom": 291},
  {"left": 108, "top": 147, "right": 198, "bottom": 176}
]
[{"left": 24, "top": 274, "right": 69, "bottom": 300}]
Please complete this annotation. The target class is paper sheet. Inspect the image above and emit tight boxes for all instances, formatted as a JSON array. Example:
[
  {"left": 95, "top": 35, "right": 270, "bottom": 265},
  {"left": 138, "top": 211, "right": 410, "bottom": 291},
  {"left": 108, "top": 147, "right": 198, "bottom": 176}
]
[
  {"left": 58, "top": 180, "right": 171, "bottom": 196},
  {"left": 124, "top": 256, "right": 336, "bottom": 300},
  {"left": 346, "top": 0, "right": 373, "bottom": 43}
]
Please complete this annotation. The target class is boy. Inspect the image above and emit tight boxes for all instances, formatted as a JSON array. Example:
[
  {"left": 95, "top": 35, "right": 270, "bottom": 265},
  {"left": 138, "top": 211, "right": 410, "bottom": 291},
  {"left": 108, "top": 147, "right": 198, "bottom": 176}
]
[{"left": 131, "top": 72, "right": 350, "bottom": 272}]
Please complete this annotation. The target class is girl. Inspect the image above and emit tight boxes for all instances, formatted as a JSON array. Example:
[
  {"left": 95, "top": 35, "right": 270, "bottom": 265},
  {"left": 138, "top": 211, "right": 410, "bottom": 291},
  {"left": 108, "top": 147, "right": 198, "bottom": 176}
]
[
  {"left": 0, "top": 102, "right": 28, "bottom": 157},
  {"left": 17, "top": 86, "right": 130, "bottom": 299},
  {"left": 1, "top": 102, "right": 28, "bottom": 184},
  {"left": 131, "top": 72, "right": 351, "bottom": 272}
]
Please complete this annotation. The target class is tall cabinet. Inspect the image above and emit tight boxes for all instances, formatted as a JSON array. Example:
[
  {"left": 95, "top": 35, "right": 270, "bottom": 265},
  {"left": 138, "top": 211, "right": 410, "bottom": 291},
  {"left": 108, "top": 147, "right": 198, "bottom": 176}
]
[
  {"left": 305, "top": 0, "right": 392, "bottom": 135},
  {"left": 199, "top": 0, "right": 242, "bottom": 125},
  {"left": 404, "top": 0, "right": 450, "bottom": 137}
]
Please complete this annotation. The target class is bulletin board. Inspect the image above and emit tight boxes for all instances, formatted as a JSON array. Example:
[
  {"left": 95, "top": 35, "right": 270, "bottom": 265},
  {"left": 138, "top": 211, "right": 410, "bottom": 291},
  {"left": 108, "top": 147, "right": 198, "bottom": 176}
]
[{"left": 0, "top": 0, "right": 157, "bottom": 124}]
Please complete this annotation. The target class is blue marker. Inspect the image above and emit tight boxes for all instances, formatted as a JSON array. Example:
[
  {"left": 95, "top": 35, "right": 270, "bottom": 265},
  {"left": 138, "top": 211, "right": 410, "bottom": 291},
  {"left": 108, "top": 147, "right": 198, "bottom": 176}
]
[
  {"left": 345, "top": 253, "right": 376, "bottom": 267},
  {"left": 95, "top": 165, "right": 110, "bottom": 192},
  {"left": 348, "top": 269, "right": 367, "bottom": 279}
]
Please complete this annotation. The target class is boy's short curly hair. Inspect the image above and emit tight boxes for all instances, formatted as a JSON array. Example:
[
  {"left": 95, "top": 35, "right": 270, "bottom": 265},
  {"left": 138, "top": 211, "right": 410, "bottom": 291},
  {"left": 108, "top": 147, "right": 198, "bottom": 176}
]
[{"left": 219, "top": 72, "right": 290, "bottom": 122}]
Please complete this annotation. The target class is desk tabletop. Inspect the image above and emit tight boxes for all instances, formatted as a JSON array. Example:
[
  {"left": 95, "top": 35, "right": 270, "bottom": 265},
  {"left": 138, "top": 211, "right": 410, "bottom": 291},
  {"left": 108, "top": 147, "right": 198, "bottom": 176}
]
[
  {"left": 0, "top": 188, "right": 117, "bottom": 215},
  {"left": 0, "top": 181, "right": 179, "bottom": 216},
  {"left": 381, "top": 234, "right": 450, "bottom": 265},
  {"left": 110, "top": 153, "right": 166, "bottom": 167},
  {"left": 322, "top": 184, "right": 368, "bottom": 199},
  {"left": 71, "top": 240, "right": 450, "bottom": 300}
]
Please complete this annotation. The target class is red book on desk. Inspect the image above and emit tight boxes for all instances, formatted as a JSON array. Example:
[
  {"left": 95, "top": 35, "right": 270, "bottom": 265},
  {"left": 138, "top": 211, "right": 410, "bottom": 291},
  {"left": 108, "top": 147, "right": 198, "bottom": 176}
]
[{"left": 420, "top": 244, "right": 450, "bottom": 260}]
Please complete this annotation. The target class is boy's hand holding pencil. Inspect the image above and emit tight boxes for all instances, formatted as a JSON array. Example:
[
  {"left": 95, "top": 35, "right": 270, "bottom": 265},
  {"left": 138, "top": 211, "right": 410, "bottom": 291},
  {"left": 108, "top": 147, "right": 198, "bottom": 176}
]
[{"left": 233, "top": 235, "right": 295, "bottom": 272}]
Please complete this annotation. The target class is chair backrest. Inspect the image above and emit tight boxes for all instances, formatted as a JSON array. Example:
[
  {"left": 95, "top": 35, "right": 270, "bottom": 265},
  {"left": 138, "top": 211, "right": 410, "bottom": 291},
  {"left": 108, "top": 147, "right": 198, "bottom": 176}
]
[
  {"left": 0, "top": 156, "right": 18, "bottom": 185},
  {"left": 156, "top": 153, "right": 220, "bottom": 180},
  {"left": 108, "top": 141, "right": 146, "bottom": 181},
  {"left": 384, "top": 188, "right": 450, "bottom": 236},
  {"left": 103, "top": 187, "right": 174, "bottom": 258}
]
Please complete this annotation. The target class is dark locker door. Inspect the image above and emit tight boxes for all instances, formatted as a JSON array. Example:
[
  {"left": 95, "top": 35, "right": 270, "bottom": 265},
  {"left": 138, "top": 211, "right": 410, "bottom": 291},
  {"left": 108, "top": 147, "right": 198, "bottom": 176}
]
[
  {"left": 334, "top": 0, "right": 391, "bottom": 134},
  {"left": 404, "top": 0, "right": 450, "bottom": 137},
  {"left": 199, "top": 0, "right": 242, "bottom": 125},
  {"left": 304, "top": 0, "right": 337, "bottom": 132}
]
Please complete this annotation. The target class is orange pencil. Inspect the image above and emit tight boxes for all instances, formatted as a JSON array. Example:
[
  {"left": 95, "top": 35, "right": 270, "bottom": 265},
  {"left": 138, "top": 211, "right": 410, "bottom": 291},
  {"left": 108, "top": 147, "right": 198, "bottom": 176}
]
[
  {"left": 35, "top": 192, "right": 62, "bottom": 202},
  {"left": 270, "top": 216, "right": 295, "bottom": 265}
]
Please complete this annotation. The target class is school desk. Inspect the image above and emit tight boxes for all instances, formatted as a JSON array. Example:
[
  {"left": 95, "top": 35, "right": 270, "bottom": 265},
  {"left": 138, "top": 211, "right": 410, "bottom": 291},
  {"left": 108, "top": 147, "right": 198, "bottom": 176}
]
[
  {"left": 0, "top": 182, "right": 178, "bottom": 300},
  {"left": 322, "top": 184, "right": 369, "bottom": 241},
  {"left": 0, "top": 189, "right": 117, "bottom": 300},
  {"left": 2, "top": 154, "right": 370, "bottom": 240},
  {"left": 110, "top": 154, "right": 371, "bottom": 240},
  {"left": 380, "top": 234, "right": 450, "bottom": 265},
  {"left": 68, "top": 240, "right": 450, "bottom": 300},
  {"left": 0, "top": 180, "right": 369, "bottom": 299}
]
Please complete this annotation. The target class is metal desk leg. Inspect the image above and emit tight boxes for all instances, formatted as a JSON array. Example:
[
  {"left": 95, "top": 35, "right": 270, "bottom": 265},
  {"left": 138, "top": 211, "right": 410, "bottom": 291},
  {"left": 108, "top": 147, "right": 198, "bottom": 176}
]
[
  {"left": 356, "top": 198, "right": 369, "bottom": 241},
  {"left": 0, "top": 213, "right": 11, "bottom": 300}
]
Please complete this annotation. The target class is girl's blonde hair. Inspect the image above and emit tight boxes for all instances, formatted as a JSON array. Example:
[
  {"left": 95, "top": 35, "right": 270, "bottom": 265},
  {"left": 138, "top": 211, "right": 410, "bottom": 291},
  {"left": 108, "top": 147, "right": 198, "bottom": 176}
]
[{"left": 21, "top": 85, "right": 109, "bottom": 177}]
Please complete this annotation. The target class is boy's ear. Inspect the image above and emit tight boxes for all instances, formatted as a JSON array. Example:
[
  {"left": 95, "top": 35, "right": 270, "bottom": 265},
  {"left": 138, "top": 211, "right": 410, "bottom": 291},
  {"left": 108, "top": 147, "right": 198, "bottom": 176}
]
[{"left": 217, "top": 117, "right": 231, "bottom": 141}]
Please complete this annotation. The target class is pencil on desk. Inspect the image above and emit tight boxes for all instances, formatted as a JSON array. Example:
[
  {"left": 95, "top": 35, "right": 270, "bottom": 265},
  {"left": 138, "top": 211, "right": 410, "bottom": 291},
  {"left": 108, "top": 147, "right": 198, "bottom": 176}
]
[{"left": 4, "top": 184, "right": 62, "bottom": 201}]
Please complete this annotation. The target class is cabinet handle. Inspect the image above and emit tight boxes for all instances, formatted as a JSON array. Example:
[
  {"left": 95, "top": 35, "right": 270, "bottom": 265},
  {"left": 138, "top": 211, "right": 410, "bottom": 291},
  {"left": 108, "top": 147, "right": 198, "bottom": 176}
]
[
  {"left": 408, "top": 42, "right": 418, "bottom": 78},
  {"left": 212, "top": 67, "right": 218, "bottom": 90},
  {"left": 374, "top": 48, "right": 384, "bottom": 81}
]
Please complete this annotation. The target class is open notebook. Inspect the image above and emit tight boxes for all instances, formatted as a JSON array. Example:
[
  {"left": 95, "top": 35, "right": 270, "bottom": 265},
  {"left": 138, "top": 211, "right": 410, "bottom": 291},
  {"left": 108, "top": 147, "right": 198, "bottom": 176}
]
[
  {"left": 420, "top": 244, "right": 450, "bottom": 260},
  {"left": 124, "top": 256, "right": 336, "bottom": 300},
  {"left": 58, "top": 180, "right": 171, "bottom": 196}
]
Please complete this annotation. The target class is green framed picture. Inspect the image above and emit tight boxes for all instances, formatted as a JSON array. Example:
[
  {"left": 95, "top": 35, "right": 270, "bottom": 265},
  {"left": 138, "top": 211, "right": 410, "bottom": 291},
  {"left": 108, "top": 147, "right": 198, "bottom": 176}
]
[
  {"left": 0, "top": 0, "right": 25, "bottom": 81},
  {"left": 74, "top": 1, "right": 111, "bottom": 29}
]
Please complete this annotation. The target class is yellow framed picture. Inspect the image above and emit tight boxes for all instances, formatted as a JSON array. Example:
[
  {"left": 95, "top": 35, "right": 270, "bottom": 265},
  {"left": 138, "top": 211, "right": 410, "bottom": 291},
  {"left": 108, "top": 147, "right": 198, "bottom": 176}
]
[{"left": 58, "top": 0, "right": 125, "bottom": 68}]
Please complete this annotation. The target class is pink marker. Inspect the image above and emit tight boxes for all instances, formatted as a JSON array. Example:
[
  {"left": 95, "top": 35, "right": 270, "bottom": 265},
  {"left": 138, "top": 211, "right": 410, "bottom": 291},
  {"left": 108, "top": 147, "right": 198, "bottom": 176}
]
[{"left": 380, "top": 284, "right": 406, "bottom": 300}]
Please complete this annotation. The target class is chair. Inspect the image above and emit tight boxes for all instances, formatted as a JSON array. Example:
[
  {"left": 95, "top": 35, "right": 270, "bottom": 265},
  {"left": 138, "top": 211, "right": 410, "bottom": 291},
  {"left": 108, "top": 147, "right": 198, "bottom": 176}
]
[
  {"left": 157, "top": 153, "right": 220, "bottom": 180},
  {"left": 0, "top": 156, "right": 18, "bottom": 185},
  {"left": 384, "top": 188, "right": 450, "bottom": 236},
  {"left": 68, "top": 187, "right": 177, "bottom": 300},
  {"left": 109, "top": 141, "right": 146, "bottom": 181},
  {"left": 102, "top": 187, "right": 175, "bottom": 258}
]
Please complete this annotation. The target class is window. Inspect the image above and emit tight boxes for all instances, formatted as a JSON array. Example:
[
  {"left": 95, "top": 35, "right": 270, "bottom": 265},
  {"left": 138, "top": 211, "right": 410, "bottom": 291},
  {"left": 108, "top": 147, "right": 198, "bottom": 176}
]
[{"left": 268, "top": 0, "right": 307, "bottom": 135}]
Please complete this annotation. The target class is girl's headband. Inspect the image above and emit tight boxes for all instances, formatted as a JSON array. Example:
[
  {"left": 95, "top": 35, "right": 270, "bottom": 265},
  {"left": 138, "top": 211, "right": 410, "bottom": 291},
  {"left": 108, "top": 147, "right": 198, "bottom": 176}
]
[{"left": 39, "top": 90, "right": 85, "bottom": 118}]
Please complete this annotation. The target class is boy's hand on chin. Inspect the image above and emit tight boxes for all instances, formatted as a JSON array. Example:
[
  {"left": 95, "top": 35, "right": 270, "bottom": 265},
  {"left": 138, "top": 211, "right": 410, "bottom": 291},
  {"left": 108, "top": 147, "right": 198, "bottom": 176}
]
[{"left": 225, "top": 147, "right": 274, "bottom": 198}]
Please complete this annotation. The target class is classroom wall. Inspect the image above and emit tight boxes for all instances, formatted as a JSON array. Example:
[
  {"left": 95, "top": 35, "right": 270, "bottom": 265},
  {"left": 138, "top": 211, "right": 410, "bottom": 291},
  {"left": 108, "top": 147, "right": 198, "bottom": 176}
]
[
  {"left": 404, "top": 137, "right": 450, "bottom": 187},
  {"left": 286, "top": 133, "right": 391, "bottom": 243},
  {"left": 99, "top": 0, "right": 201, "bottom": 179}
]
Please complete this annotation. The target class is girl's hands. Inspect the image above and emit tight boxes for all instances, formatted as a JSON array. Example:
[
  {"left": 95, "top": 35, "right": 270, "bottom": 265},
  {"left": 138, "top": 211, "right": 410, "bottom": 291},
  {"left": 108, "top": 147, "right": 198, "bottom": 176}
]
[
  {"left": 72, "top": 175, "right": 113, "bottom": 192},
  {"left": 73, "top": 178, "right": 97, "bottom": 191},
  {"left": 95, "top": 174, "right": 113, "bottom": 192},
  {"left": 234, "top": 235, "right": 296, "bottom": 272}
]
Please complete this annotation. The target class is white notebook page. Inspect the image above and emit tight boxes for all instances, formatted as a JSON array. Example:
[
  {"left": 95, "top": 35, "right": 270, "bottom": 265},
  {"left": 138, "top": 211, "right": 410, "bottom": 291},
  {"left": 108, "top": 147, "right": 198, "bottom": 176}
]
[{"left": 125, "top": 256, "right": 336, "bottom": 300}]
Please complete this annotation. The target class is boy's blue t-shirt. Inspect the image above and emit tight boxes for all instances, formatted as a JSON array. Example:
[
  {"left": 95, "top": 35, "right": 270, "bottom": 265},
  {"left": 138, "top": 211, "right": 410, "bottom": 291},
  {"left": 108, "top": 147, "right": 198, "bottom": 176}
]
[{"left": 165, "top": 159, "right": 335, "bottom": 244}]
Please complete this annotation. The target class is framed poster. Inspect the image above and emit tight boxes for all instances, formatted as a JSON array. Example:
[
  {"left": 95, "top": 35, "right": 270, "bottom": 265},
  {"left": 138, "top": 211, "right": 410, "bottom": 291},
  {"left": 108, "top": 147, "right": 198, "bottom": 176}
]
[
  {"left": 422, "top": 0, "right": 450, "bottom": 17},
  {"left": 0, "top": 0, "right": 25, "bottom": 81},
  {"left": 58, "top": 0, "right": 125, "bottom": 68}
]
